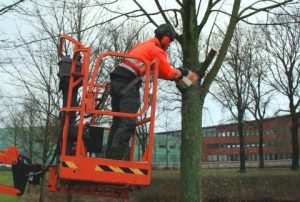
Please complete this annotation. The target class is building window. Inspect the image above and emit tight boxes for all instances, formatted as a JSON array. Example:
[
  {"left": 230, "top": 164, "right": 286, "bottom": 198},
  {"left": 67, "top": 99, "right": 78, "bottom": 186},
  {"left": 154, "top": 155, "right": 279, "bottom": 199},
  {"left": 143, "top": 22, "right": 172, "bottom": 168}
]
[
  {"left": 229, "top": 154, "right": 240, "bottom": 161},
  {"left": 158, "top": 141, "right": 166, "bottom": 149},
  {"left": 208, "top": 144, "right": 219, "bottom": 149},
  {"left": 265, "top": 153, "right": 274, "bottom": 160},
  {"left": 248, "top": 154, "right": 257, "bottom": 161},
  {"left": 169, "top": 145, "right": 176, "bottom": 149},
  {"left": 210, "top": 128, "right": 217, "bottom": 137},
  {"left": 205, "top": 128, "right": 217, "bottom": 137},
  {"left": 203, "top": 129, "right": 207, "bottom": 137},
  {"left": 218, "top": 154, "right": 227, "bottom": 161},
  {"left": 207, "top": 155, "right": 218, "bottom": 161}
]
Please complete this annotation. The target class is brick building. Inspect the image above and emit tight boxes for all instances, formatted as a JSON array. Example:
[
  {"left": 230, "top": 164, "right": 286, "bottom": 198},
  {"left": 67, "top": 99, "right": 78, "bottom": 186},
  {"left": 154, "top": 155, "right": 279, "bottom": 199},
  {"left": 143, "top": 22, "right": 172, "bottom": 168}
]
[
  {"left": 145, "top": 113, "right": 299, "bottom": 166},
  {"left": 1, "top": 114, "right": 299, "bottom": 167},
  {"left": 203, "top": 114, "right": 297, "bottom": 162}
]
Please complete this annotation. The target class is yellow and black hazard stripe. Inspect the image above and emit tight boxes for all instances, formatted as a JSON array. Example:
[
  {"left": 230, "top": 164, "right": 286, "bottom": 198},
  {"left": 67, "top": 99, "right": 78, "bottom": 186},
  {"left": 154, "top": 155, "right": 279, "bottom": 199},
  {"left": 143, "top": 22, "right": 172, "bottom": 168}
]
[
  {"left": 95, "top": 165, "right": 148, "bottom": 175},
  {"left": 61, "top": 161, "right": 79, "bottom": 169}
]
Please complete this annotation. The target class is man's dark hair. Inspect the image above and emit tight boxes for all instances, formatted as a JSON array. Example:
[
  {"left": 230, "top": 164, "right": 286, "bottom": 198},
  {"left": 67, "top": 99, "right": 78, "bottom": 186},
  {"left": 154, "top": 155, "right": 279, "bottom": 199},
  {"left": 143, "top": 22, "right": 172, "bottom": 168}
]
[{"left": 154, "top": 24, "right": 176, "bottom": 41}]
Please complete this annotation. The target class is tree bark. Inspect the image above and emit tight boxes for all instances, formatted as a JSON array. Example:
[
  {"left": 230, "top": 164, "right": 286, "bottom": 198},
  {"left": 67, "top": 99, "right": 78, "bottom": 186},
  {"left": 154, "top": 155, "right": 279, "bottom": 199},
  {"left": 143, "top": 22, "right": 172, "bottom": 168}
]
[
  {"left": 180, "top": 0, "right": 202, "bottom": 201},
  {"left": 238, "top": 120, "right": 246, "bottom": 172},
  {"left": 258, "top": 121, "right": 265, "bottom": 168},
  {"left": 291, "top": 112, "right": 299, "bottom": 170},
  {"left": 39, "top": 176, "right": 45, "bottom": 202},
  {"left": 181, "top": 91, "right": 203, "bottom": 201}
]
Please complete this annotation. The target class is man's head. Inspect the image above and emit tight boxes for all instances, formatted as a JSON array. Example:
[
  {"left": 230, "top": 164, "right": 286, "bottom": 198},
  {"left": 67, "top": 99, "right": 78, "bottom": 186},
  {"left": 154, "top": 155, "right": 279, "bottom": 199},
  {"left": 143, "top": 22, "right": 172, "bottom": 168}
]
[{"left": 154, "top": 24, "right": 176, "bottom": 50}]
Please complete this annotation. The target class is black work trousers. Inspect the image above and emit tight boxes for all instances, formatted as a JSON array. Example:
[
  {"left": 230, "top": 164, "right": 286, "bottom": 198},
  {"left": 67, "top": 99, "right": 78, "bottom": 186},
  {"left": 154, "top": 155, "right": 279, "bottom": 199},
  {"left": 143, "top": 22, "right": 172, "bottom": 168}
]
[{"left": 106, "top": 78, "right": 141, "bottom": 160}]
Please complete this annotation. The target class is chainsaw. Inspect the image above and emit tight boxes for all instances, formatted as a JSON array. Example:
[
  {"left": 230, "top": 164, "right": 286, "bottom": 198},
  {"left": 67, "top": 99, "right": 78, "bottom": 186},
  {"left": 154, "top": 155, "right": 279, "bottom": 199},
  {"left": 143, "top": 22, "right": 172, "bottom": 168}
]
[{"left": 176, "top": 70, "right": 198, "bottom": 89}]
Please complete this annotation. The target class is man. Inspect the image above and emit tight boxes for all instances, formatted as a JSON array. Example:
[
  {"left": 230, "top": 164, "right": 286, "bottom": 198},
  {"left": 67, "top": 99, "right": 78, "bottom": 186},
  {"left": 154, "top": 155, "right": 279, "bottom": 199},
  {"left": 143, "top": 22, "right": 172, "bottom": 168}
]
[{"left": 106, "top": 24, "right": 189, "bottom": 160}]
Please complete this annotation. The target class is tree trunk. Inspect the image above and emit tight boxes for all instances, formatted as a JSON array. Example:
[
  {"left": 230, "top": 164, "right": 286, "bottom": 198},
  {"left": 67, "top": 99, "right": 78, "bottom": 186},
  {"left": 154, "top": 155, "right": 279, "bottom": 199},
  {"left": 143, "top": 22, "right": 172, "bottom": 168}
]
[
  {"left": 258, "top": 121, "right": 264, "bottom": 168},
  {"left": 180, "top": 0, "right": 202, "bottom": 201},
  {"left": 238, "top": 120, "right": 246, "bottom": 172},
  {"left": 166, "top": 134, "right": 169, "bottom": 169},
  {"left": 181, "top": 90, "right": 203, "bottom": 202},
  {"left": 291, "top": 113, "right": 299, "bottom": 170},
  {"left": 180, "top": 0, "right": 241, "bottom": 200},
  {"left": 38, "top": 175, "right": 45, "bottom": 202},
  {"left": 39, "top": 137, "right": 47, "bottom": 199}
]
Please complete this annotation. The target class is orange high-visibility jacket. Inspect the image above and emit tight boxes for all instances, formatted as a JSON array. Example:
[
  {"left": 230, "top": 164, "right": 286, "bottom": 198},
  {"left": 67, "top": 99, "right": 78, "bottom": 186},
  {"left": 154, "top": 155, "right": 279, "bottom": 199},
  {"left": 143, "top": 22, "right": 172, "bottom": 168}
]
[{"left": 123, "top": 37, "right": 181, "bottom": 80}]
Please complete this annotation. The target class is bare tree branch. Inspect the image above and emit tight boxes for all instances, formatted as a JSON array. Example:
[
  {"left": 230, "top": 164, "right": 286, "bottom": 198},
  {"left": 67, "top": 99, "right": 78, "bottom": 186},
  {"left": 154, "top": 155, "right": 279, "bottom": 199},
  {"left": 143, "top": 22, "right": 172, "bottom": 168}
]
[
  {"left": 132, "top": 0, "right": 158, "bottom": 27},
  {"left": 175, "top": 0, "right": 184, "bottom": 8},
  {"left": 198, "top": 0, "right": 221, "bottom": 35},
  {"left": 202, "top": 0, "right": 240, "bottom": 96},
  {"left": 0, "top": 0, "right": 25, "bottom": 15},
  {"left": 239, "top": 0, "right": 294, "bottom": 20},
  {"left": 154, "top": 0, "right": 173, "bottom": 26}
]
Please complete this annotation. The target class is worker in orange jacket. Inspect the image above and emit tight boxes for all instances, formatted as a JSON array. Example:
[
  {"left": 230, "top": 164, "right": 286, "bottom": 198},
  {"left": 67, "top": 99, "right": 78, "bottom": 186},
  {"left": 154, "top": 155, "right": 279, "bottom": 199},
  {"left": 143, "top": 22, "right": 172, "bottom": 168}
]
[{"left": 106, "top": 24, "right": 189, "bottom": 160}]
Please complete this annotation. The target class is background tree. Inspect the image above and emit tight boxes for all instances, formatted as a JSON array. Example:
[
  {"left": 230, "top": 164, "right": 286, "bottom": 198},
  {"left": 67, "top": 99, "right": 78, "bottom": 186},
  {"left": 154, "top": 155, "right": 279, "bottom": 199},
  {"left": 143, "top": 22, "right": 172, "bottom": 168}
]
[
  {"left": 246, "top": 27, "right": 274, "bottom": 168},
  {"left": 20, "top": 98, "right": 44, "bottom": 194},
  {"left": 2, "top": 104, "right": 24, "bottom": 147},
  {"left": 0, "top": 1, "right": 112, "bottom": 201},
  {"left": 5, "top": 39, "right": 61, "bottom": 201},
  {"left": 262, "top": 8, "right": 300, "bottom": 170},
  {"left": 215, "top": 26, "right": 253, "bottom": 172}
]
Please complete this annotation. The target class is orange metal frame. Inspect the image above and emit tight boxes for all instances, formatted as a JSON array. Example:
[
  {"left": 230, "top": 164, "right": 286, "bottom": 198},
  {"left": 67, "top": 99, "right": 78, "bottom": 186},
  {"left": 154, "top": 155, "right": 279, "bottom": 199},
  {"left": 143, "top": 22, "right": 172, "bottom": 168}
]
[
  {"left": 0, "top": 146, "right": 21, "bottom": 196},
  {"left": 48, "top": 35, "right": 159, "bottom": 198}
]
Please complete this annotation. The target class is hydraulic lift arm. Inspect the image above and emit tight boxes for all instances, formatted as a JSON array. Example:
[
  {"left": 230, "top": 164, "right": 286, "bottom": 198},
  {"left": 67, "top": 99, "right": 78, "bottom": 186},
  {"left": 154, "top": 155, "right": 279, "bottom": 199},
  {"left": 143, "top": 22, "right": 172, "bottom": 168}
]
[
  {"left": 0, "top": 146, "right": 22, "bottom": 196},
  {"left": 0, "top": 146, "right": 42, "bottom": 196}
]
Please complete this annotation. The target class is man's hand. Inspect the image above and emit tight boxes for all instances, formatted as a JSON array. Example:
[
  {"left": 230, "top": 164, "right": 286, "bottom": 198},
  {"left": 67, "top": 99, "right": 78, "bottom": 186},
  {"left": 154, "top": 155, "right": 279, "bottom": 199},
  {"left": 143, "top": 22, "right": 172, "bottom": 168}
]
[{"left": 177, "top": 67, "right": 189, "bottom": 77}]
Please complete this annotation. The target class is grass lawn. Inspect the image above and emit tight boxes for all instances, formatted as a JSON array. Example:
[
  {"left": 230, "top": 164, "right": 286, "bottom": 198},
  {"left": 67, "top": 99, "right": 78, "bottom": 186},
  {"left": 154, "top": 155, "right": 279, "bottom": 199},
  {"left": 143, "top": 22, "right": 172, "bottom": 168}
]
[
  {"left": 134, "top": 167, "right": 300, "bottom": 201},
  {"left": 0, "top": 168, "right": 299, "bottom": 201}
]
